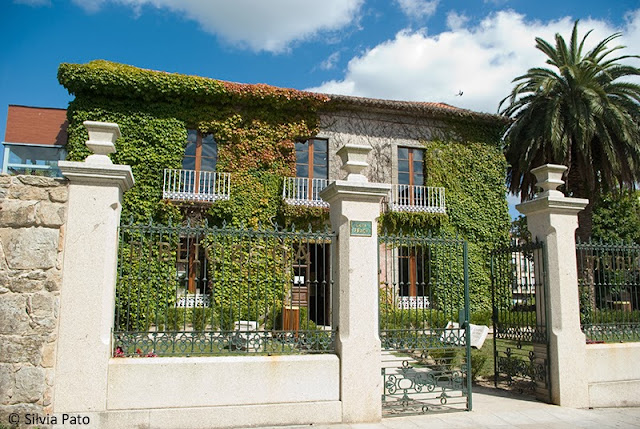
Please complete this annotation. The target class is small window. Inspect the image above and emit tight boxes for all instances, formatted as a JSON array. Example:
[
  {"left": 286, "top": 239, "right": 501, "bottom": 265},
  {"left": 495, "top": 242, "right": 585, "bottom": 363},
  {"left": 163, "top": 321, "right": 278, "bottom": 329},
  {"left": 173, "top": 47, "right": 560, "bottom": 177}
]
[
  {"left": 2, "top": 144, "right": 66, "bottom": 177},
  {"left": 183, "top": 130, "right": 218, "bottom": 172},
  {"left": 295, "top": 138, "right": 328, "bottom": 179},
  {"left": 398, "top": 147, "right": 424, "bottom": 186}
]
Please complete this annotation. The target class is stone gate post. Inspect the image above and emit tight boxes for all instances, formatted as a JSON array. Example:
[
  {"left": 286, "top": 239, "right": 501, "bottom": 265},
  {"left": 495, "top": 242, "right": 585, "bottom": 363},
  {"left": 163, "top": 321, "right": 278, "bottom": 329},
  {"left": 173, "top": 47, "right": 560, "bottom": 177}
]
[
  {"left": 320, "top": 144, "right": 390, "bottom": 423},
  {"left": 53, "top": 122, "right": 134, "bottom": 413},
  {"left": 517, "top": 164, "right": 589, "bottom": 408}
]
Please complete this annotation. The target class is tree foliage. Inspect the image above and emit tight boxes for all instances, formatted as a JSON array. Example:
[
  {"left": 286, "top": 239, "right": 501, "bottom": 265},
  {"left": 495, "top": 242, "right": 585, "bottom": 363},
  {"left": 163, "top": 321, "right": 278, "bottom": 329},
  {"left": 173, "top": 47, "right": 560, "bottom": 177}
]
[{"left": 500, "top": 21, "right": 640, "bottom": 203}]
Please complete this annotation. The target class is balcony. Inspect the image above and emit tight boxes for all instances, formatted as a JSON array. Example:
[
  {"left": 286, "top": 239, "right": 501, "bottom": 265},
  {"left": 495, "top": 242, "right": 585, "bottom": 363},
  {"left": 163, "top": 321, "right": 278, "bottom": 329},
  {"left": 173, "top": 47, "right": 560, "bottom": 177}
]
[
  {"left": 389, "top": 185, "right": 446, "bottom": 213},
  {"left": 163, "top": 168, "right": 231, "bottom": 203},
  {"left": 282, "top": 177, "right": 329, "bottom": 208}
]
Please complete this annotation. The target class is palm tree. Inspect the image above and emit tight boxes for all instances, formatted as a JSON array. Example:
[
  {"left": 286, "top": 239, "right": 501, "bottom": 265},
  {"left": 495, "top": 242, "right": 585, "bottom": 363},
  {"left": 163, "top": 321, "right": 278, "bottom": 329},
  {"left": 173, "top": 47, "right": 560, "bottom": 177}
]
[{"left": 500, "top": 21, "right": 640, "bottom": 239}]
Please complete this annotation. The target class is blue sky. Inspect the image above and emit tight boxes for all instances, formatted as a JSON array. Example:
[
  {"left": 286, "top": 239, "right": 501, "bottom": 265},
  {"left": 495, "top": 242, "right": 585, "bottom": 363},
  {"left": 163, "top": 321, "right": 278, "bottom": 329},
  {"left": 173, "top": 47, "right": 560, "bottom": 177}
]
[{"left": 2, "top": 0, "right": 640, "bottom": 218}]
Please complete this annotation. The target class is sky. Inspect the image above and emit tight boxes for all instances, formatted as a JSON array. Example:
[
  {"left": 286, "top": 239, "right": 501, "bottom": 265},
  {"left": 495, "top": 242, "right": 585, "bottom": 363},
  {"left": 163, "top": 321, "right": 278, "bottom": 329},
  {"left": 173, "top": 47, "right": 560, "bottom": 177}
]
[{"left": 2, "top": 0, "right": 640, "bottom": 218}]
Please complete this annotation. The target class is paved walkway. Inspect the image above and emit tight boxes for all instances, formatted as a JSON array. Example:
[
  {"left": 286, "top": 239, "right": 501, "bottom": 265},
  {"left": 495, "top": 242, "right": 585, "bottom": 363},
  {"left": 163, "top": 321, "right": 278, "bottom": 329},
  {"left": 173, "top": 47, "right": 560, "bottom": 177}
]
[{"left": 263, "top": 386, "right": 640, "bottom": 429}]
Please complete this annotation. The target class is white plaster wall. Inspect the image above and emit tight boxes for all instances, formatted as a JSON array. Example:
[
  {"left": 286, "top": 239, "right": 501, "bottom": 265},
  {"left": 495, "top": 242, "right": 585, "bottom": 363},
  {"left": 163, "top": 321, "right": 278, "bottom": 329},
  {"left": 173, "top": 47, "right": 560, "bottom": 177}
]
[{"left": 107, "top": 354, "right": 339, "bottom": 410}]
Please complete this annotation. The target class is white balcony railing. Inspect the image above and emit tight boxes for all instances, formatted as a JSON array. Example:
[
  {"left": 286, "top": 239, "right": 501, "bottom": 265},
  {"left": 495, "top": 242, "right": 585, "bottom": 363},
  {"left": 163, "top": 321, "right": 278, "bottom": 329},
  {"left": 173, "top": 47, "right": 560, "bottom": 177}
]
[
  {"left": 163, "top": 169, "right": 231, "bottom": 203},
  {"left": 282, "top": 177, "right": 329, "bottom": 208},
  {"left": 389, "top": 185, "right": 446, "bottom": 213}
]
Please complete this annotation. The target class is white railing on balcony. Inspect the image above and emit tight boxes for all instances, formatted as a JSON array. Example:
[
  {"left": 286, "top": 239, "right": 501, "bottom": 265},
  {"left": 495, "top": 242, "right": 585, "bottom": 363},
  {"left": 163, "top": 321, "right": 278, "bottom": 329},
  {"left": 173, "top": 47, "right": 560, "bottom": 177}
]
[
  {"left": 282, "top": 177, "right": 330, "bottom": 208},
  {"left": 163, "top": 169, "right": 231, "bottom": 202},
  {"left": 389, "top": 185, "right": 446, "bottom": 213}
]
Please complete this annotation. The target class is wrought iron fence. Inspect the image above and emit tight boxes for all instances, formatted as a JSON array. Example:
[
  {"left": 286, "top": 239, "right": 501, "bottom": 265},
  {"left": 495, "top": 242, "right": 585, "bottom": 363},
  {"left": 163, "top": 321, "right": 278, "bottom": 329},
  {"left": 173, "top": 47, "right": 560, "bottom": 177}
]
[
  {"left": 113, "top": 220, "right": 335, "bottom": 356},
  {"left": 378, "top": 231, "right": 471, "bottom": 415},
  {"left": 576, "top": 240, "right": 640, "bottom": 343},
  {"left": 490, "top": 241, "right": 550, "bottom": 400}
]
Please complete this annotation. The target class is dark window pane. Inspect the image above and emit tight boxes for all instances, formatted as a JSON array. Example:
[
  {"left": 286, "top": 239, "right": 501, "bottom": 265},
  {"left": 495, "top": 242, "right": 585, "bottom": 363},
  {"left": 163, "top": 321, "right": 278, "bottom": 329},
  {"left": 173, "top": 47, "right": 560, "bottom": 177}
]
[
  {"left": 398, "top": 172, "right": 410, "bottom": 185},
  {"left": 414, "top": 173, "right": 424, "bottom": 186},
  {"left": 412, "top": 149, "right": 424, "bottom": 162},
  {"left": 313, "top": 150, "right": 327, "bottom": 165},
  {"left": 200, "top": 157, "right": 216, "bottom": 171},
  {"left": 398, "top": 147, "right": 409, "bottom": 160},
  {"left": 398, "top": 160, "right": 409, "bottom": 174},
  {"left": 182, "top": 156, "right": 195, "bottom": 170},
  {"left": 296, "top": 164, "right": 309, "bottom": 177},
  {"left": 313, "top": 165, "right": 328, "bottom": 179},
  {"left": 187, "top": 129, "right": 198, "bottom": 143},
  {"left": 184, "top": 141, "right": 196, "bottom": 157},
  {"left": 413, "top": 160, "right": 422, "bottom": 174},
  {"left": 313, "top": 139, "right": 327, "bottom": 153},
  {"left": 296, "top": 149, "right": 309, "bottom": 164},
  {"left": 202, "top": 140, "right": 217, "bottom": 159}
]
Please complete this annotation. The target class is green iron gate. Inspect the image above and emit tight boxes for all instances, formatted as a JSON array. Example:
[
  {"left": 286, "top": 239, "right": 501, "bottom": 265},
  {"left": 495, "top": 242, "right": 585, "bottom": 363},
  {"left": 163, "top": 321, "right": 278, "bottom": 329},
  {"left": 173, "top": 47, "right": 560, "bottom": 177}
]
[
  {"left": 491, "top": 241, "right": 551, "bottom": 401},
  {"left": 379, "top": 232, "right": 471, "bottom": 416}
]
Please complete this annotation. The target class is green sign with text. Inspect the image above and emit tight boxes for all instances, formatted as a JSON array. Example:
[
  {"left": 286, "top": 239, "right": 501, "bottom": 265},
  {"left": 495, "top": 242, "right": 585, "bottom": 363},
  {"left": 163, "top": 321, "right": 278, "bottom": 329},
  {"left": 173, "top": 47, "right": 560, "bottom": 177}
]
[{"left": 350, "top": 220, "right": 372, "bottom": 237}]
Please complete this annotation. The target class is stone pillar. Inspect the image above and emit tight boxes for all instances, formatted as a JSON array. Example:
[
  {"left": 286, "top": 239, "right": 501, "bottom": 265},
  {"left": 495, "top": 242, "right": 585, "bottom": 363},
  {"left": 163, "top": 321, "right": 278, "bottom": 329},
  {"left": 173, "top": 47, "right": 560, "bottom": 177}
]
[
  {"left": 517, "top": 164, "right": 589, "bottom": 408},
  {"left": 320, "top": 144, "right": 390, "bottom": 423},
  {"left": 53, "top": 121, "right": 134, "bottom": 412}
]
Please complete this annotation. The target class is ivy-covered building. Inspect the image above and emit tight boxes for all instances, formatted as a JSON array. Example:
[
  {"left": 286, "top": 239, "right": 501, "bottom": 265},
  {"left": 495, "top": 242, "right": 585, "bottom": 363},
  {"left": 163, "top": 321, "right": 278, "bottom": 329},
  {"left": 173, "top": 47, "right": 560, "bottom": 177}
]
[{"left": 54, "top": 60, "right": 510, "bottom": 312}]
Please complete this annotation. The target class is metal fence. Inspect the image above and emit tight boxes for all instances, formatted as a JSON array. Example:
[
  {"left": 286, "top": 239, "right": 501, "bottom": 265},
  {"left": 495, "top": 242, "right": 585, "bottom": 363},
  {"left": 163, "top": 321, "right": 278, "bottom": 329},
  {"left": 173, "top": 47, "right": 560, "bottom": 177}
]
[
  {"left": 113, "top": 220, "right": 335, "bottom": 356},
  {"left": 388, "top": 185, "right": 446, "bottom": 213},
  {"left": 576, "top": 240, "right": 640, "bottom": 343},
  {"left": 163, "top": 168, "right": 231, "bottom": 202},
  {"left": 490, "top": 241, "right": 550, "bottom": 400},
  {"left": 378, "top": 232, "right": 471, "bottom": 415},
  {"left": 282, "top": 177, "right": 329, "bottom": 208}
]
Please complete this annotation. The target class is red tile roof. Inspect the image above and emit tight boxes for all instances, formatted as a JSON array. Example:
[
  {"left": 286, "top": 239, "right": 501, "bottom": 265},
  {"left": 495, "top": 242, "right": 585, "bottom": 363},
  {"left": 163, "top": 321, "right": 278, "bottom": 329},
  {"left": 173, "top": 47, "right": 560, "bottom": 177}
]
[{"left": 4, "top": 105, "right": 68, "bottom": 146}]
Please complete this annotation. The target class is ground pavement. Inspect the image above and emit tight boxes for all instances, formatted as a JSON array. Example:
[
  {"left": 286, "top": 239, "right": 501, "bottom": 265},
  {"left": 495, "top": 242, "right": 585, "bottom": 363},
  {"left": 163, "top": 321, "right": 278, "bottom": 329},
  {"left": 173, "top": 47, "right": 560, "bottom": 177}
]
[{"left": 262, "top": 385, "right": 640, "bottom": 429}]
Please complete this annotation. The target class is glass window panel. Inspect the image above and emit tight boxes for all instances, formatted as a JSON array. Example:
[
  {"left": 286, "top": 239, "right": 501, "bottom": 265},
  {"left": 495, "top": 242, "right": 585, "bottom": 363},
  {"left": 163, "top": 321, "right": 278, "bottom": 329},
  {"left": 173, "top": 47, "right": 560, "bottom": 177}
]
[
  {"left": 312, "top": 139, "right": 327, "bottom": 153},
  {"left": 313, "top": 165, "right": 328, "bottom": 179},
  {"left": 414, "top": 174, "right": 424, "bottom": 186},
  {"left": 296, "top": 150, "right": 309, "bottom": 164},
  {"left": 201, "top": 140, "right": 217, "bottom": 159},
  {"left": 413, "top": 160, "right": 423, "bottom": 174},
  {"left": 398, "top": 160, "right": 409, "bottom": 173},
  {"left": 412, "top": 149, "right": 424, "bottom": 162},
  {"left": 296, "top": 164, "right": 309, "bottom": 177},
  {"left": 184, "top": 141, "right": 196, "bottom": 157},
  {"left": 182, "top": 156, "right": 196, "bottom": 170},
  {"left": 397, "top": 147, "right": 409, "bottom": 160},
  {"left": 200, "top": 157, "right": 216, "bottom": 171},
  {"left": 187, "top": 129, "right": 198, "bottom": 143},
  {"left": 313, "top": 150, "right": 327, "bottom": 165},
  {"left": 8, "top": 146, "right": 63, "bottom": 164},
  {"left": 398, "top": 172, "right": 410, "bottom": 185}
]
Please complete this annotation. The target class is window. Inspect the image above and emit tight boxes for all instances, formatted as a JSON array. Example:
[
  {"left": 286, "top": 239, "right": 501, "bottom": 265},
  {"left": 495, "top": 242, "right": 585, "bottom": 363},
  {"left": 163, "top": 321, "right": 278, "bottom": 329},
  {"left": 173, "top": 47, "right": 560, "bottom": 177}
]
[
  {"left": 183, "top": 130, "right": 218, "bottom": 172},
  {"left": 398, "top": 246, "right": 428, "bottom": 297},
  {"left": 295, "top": 138, "right": 328, "bottom": 179},
  {"left": 397, "top": 147, "right": 424, "bottom": 186},
  {"left": 397, "top": 147, "right": 425, "bottom": 206},
  {"left": 2, "top": 144, "right": 66, "bottom": 177}
]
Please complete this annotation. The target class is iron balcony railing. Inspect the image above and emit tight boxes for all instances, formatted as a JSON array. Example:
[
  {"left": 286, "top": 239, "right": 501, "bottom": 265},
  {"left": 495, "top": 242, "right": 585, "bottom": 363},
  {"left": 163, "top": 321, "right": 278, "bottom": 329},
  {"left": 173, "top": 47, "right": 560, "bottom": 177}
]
[
  {"left": 389, "top": 185, "right": 446, "bottom": 213},
  {"left": 163, "top": 169, "right": 231, "bottom": 202},
  {"left": 282, "top": 177, "right": 329, "bottom": 208}
]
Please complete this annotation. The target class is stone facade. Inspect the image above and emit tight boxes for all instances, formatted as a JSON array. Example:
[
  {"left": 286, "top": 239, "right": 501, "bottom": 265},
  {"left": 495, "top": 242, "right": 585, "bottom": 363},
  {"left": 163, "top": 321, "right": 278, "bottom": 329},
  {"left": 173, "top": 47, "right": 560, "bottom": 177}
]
[
  {"left": 0, "top": 174, "right": 67, "bottom": 423},
  {"left": 320, "top": 110, "right": 449, "bottom": 184}
]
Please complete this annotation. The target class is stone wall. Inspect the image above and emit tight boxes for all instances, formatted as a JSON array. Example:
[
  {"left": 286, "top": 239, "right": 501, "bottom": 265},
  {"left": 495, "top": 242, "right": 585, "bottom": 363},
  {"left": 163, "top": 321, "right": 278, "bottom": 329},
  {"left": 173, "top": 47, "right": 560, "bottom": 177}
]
[
  {"left": 320, "top": 110, "right": 448, "bottom": 183},
  {"left": 0, "top": 174, "right": 67, "bottom": 422}
]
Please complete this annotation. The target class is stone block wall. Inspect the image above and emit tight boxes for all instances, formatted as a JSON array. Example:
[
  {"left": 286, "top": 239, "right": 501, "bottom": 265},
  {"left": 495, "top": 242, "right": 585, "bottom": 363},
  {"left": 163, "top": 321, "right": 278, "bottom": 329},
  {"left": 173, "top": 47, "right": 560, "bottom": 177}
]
[{"left": 0, "top": 174, "right": 68, "bottom": 422}]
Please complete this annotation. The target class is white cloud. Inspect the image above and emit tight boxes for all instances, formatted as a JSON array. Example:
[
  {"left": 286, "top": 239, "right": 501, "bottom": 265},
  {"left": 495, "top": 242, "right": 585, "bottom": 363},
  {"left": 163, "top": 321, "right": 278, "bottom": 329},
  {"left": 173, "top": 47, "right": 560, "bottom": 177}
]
[
  {"left": 308, "top": 10, "right": 640, "bottom": 114},
  {"left": 396, "top": 0, "right": 439, "bottom": 20},
  {"left": 320, "top": 52, "right": 341, "bottom": 71},
  {"left": 71, "top": 0, "right": 364, "bottom": 53}
]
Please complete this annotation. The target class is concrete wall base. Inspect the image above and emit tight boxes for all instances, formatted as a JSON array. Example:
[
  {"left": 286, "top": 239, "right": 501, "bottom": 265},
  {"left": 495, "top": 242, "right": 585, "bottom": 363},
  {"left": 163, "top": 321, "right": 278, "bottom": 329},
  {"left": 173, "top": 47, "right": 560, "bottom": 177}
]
[
  {"left": 52, "top": 401, "right": 342, "bottom": 429},
  {"left": 588, "top": 380, "right": 640, "bottom": 408}
]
